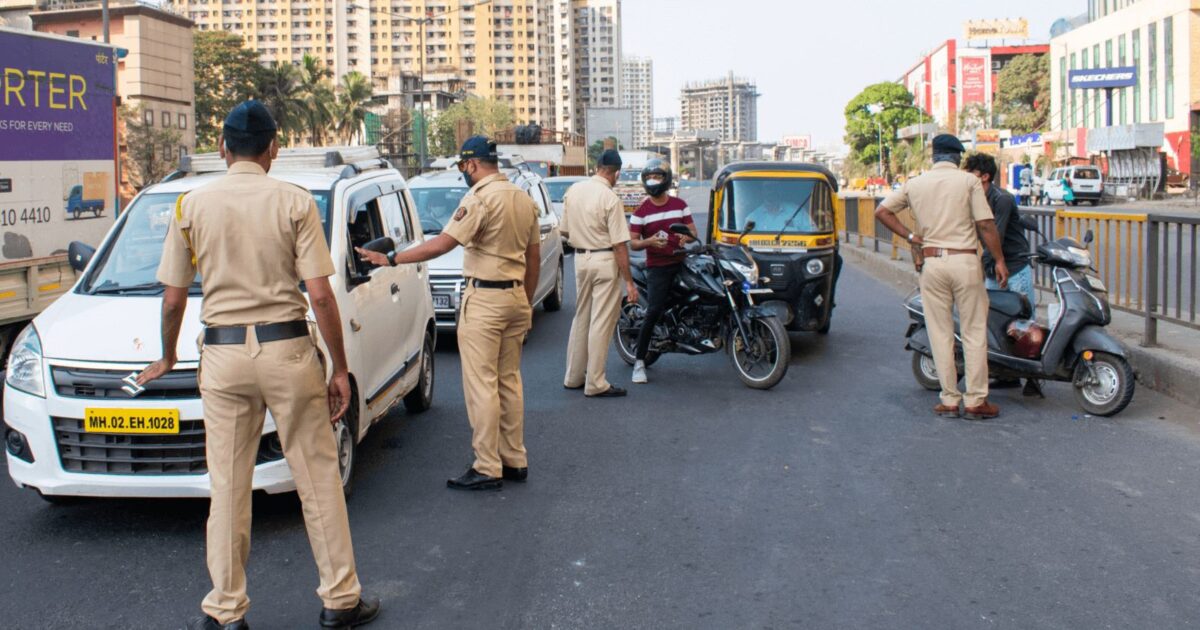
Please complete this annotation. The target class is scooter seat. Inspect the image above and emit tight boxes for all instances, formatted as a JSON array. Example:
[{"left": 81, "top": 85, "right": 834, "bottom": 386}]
[{"left": 988, "top": 289, "right": 1032, "bottom": 319}]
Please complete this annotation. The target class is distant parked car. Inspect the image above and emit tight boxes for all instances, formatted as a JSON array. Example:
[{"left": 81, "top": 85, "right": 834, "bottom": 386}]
[
  {"left": 1043, "top": 165, "right": 1103, "bottom": 206},
  {"left": 543, "top": 175, "right": 587, "bottom": 220}
]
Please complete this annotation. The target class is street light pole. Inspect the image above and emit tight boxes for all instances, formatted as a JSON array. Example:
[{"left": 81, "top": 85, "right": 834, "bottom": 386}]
[{"left": 866, "top": 103, "right": 884, "bottom": 179}]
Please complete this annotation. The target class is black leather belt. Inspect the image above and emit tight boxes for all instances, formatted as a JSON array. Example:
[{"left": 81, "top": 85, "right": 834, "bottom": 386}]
[
  {"left": 575, "top": 247, "right": 613, "bottom": 254},
  {"left": 471, "top": 279, "right": 520, "bottom": 289},
  {"left": 204, "top": 321, "right": 309, "bottom": 345}
]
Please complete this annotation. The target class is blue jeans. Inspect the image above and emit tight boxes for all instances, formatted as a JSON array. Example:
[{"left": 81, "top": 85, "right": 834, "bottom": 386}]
[{"left": 987, "top": 265, "right": 1036, "bottom": 309}]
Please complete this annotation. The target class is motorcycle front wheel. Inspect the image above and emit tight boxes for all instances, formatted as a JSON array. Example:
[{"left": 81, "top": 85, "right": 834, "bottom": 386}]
[
  {"left": 729, "top": 316, "right": 790, "bottom": 389},
  {"left": 615, "top": 302, "right": 660, "bottom": 367}
]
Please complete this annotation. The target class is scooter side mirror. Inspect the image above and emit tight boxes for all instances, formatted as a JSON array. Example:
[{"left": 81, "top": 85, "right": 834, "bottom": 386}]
[{"left": 1083, "top": 229, "right": 1094, "bottom": 246}]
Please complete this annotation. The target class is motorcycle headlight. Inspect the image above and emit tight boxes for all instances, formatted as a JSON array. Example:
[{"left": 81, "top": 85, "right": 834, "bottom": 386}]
[
  {"left": 728, "top": 259, "right": 758, "bottom": 285},
  {"left": 805, "top": 258, "right": 825, "bottom": 276},
  {"left": 1067, "top": 246, "right": 1092, "bottom": 267},
  {"left": 6, "top": 325, "right": 45, "bottom": 398}
]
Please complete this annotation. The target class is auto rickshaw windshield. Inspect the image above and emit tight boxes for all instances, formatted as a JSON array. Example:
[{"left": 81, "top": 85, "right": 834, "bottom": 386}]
[{"left": 724, "top": 178, "right": 834, "bottom": 234}]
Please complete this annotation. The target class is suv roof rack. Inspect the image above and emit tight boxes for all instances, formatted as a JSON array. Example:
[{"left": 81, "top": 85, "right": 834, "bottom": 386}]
[{"left": 177, "top": 146, "right": 387, "bottom": 175}]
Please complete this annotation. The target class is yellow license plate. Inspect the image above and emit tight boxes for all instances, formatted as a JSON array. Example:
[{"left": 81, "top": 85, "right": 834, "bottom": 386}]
[{"left": 83, "top": 408, "right": 180, "bottom": 434}]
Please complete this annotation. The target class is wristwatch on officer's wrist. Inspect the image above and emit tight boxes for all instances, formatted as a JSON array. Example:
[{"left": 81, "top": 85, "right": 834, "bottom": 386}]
[
  {"left": 906, "top": 232, "right": 915, "bottom": 243},
  {"left": 386, "top": 250, "right": 397, "bottom": 266}
]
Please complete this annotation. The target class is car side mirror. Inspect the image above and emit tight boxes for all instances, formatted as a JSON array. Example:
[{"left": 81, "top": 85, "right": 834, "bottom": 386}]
[
  {"left": 1083, "top": 229, "right": 1094, "bottom": 246},
  {"left": 362, "top": 236, "right": 396, "bottom": 256},
  {"left": 68, "top": 241, "right": 95, "bottom": 273}
]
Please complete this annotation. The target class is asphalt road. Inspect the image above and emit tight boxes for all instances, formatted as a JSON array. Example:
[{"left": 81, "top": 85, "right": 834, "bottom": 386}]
[{"left": 4, "top": 208, "right": 1200, "bottom": 628}]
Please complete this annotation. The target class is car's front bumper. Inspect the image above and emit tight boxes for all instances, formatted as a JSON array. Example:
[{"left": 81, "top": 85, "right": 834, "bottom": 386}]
[
  {"left": 430, "top": 274, "right": 464, "bottom": 331},
  {"left": 4, "top": 373, "right": 295, "bottom": 499}
]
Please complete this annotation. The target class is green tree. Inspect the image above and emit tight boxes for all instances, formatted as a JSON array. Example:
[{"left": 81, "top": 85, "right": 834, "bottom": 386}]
[
  {"left": 994, "top": 54, "right": 1050, "bottom": 134},
  {"left": 958, "top": 103, "right": 991, "bottom": 137},
  {"left": 122, "top": 105, "right": 182, "bottom": 189},
  {"left": 428, "top": 97, "right": 514, "bottom": 157},
  {"left": 298, "top": 54, "right": 335, "bottom": 146},
  {"left": 193, "top": 30, "right": 262, "bottom": 151},
  {"left": 255, "top": 62, "right": 307, "bottom": 146},
  {"left": 587, "top": 137, "right": 623, "bottom": 168},
  {"left": 844, "top": 82, "right": 923, "bottom": 181},
  {"left": 333, "top": 71, "right": 374, "bottom": 144}
]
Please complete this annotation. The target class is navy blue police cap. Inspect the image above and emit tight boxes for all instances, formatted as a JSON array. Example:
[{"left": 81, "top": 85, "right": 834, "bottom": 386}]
[
  {"left": 223, "top": 100, "right": 277, "bottom": 133},
  {"left": 931, "top": 134, "right": 966, "bottom": 154},
  {"left": 458, "top": 135, "right": 498, "bottom": 162},
  {"left": 598, "top": 149, "right": 622, "bottom": 168}
]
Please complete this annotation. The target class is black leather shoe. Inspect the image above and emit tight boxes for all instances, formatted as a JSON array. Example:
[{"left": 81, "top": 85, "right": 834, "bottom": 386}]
[
  {"left": 447, "top": 468, "right": 503, "bottom": 491},
  {"left": 502, "top": 465, "right": 528, "bottom": 482},
  {"left": 319, "top": 595, "right": 381, "bottom": 629},
  {"left": 186, "top": 615, "right": 249, "bottom": 630},
  {"left": 586, "top": 386, "right": 627, "bottom": 398}
]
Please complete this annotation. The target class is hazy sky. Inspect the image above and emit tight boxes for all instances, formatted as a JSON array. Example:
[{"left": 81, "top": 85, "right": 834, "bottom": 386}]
[{"left": 622, "top": 0, "right": 1083, "bottom": 149}]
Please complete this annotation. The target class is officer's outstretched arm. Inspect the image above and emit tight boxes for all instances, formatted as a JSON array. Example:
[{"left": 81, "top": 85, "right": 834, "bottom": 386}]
[{"left": 137, "top": 285, "right": 189, "bottom": 386}]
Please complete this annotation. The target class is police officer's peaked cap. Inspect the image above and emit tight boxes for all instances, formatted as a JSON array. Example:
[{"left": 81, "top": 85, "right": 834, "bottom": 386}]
[
  {"left": 459, "top": 135, "right": 498, "bottom": 161},
  {"left": 931, "top": 134, "right": 966, "bottom": 154},
  {"left": 597, "top": 149, "right": 622, "bottom": 168},
  {"left": 223, "top": 100, "right": 277, "bottom": 133}
]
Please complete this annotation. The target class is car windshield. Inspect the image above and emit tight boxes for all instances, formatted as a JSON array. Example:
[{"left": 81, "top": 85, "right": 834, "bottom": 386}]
[
  {"left": 618, "top": 170, "right": 641, "bottom": 183},
  {"left": 544, "top": 180, "right": 577, "bottom": 203},
  {"left": 411, "top": 186, "right": 468, "bottom": 234},
  {"left": 725, "top": 178, "right": 834, "bottom": 234},
  {"left": 82, "top": 189, "right": 331, "bottom": 295}
]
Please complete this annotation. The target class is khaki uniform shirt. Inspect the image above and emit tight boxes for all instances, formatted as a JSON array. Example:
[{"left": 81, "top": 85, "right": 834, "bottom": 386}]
[
  {"left": 157, "top": 162, "right": 334, "bottom": 326},
  {"left": 560, "top": 175, "right": 628, "bottom": 251},
  {"left": 443, "top": 173, "right": 539, "bottom": 282},
  {"left": 882, "top": 161, "right": 993, "bottom": 250}
]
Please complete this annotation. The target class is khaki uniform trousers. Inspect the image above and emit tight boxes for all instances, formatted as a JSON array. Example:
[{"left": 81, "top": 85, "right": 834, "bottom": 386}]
[
  {"left": 198, "top": 330, "right": 361, "bottom": 623},
  {"left": 457, "top": 285, "right": 533, "bottom": 478},
  {"left": 919, "top": 255, "right": 990, "bottom": 408},
  {"left": 564, "top": 251, "right": 622, "bottom": 395}
]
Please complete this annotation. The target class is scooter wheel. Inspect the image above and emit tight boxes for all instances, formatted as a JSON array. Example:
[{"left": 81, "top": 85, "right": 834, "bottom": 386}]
[
  {"left": 1073, "top": 352, "right": 1135, "bottom": 417},
  {"left": 911, "top": 352, "right": 941, "bottom": 391}
]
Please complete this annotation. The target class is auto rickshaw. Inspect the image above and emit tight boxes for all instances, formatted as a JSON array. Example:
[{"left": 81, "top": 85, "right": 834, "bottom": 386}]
[{"left": 707, "top": 162, "right": 842, "bottom": 334}]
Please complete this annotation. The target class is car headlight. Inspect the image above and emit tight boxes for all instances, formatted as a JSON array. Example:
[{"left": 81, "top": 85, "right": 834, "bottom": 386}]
[
  {"left": 6, "top": 325, "right": 45, "bottom": 398},
  {"left": 805, "top": 258, "right": 825, "bottom": 276},
  {"left": 1067, "top": 246, "right": 1092, "bottom": 267}
]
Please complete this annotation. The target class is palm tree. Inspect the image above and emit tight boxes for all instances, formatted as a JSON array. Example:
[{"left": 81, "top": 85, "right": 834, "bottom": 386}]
[
  {"left": 334, "top": 71, "right": 374, "bottom": 145},
  {"left": 255, "top": 62, "right": 305, "bottom": 145},
  {"left": 298, "top": 54, "right": 334, "bottom": 146}
]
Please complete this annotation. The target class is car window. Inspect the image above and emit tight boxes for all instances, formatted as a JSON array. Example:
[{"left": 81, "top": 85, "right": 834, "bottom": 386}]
[
  {"left": 526, "top": 181, "right": 549, "bottom": 218},
  {"left": 347, "top": 198, "right": 386, "bottom": 280},
  {"left": 544, "top": 180, "right": 575, "bottom": 203},
  {"left": 82, "top": 189, "right": 330, "bottom": 295},
  {"left": 1074, "top": 168, "right": 1101, "bottom": 179},
  {"left": 411, "top": 186, "right": 468, "bottom": 235},
  {"left": 377, "top": 192, "right": 412, "bottom": 244}
]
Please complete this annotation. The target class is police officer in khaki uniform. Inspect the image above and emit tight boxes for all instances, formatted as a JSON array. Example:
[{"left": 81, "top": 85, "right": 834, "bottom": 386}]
[
  {"left": 875, "top": 134, "right": 1010, "bottom": 420},
  {"left": 139, "top": 101, "right": 379, "bottom": 629},
  {"left": 357, "top": 136, "right": 540, "bottom": 491},
  {"left": 559, "top": 149, "right": 636, "bottom": 397}
]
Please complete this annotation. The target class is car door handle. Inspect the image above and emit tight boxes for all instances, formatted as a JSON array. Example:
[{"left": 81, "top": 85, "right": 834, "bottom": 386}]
[
  {"left": 391, "top": 283, "right": 401, "bottom": 295},
  {"left": 350, "top": 319, "right": 362, "bottom": 332}
]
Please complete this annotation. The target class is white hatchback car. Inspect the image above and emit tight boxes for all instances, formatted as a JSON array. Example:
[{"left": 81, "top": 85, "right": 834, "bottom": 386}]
[
  {"left": 408, "top": 167, "right": 565, "bottom": 331},
  {"left": 4, "top": 148, "right": 436, "bottom": 500}
]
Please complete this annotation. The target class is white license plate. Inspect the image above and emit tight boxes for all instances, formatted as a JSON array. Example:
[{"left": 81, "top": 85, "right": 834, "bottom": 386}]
[{"left": 433, "top": 294, "right": 452, "bottom": 309}]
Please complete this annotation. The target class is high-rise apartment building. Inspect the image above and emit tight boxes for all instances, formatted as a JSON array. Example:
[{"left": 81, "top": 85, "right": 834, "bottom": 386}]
[
  {"left": 552, "top": 0, "right": 621, "bottom": 136},
  {"left": 680, "top": 73, "right": 759, "bottom": 142},
  {"left": 621, "top": 55, "right": 652, "bottom": 149},
  {"left": 170, "top": 0, "right": 553, "bottom": 124}
]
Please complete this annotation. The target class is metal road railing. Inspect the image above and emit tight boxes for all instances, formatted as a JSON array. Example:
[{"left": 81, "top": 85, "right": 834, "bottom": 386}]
[{"left": 837, "top": 195, "right": 1199, "bottom": 346}]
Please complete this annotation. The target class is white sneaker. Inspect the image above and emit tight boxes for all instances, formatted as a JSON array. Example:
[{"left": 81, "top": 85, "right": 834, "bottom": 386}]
[{"left": 632, "top": 361, "right": 647, "bottom": 384}]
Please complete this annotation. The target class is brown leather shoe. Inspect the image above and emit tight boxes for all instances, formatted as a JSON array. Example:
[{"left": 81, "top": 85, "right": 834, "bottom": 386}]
[
  {"left": 934, "top": 403, "right": 961, "bottom": 418},
  {"left": 963, "top": 401, "right": 1000, "bottom": 420}
]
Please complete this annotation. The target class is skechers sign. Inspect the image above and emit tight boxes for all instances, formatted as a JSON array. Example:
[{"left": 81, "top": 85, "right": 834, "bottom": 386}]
[{"left": 1069, "top": 67, "right": 1137, "bottom": 89}]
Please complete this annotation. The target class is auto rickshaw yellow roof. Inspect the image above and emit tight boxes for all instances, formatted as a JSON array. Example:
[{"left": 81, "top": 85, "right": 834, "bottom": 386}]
[{"left": 712, "top": 162, "right": 839, "bottom": 193}]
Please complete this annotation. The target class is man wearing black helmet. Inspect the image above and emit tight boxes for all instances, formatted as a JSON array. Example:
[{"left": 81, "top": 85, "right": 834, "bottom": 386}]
[{"left": 628, "top": 159, "right": 696, "bottom": 384}]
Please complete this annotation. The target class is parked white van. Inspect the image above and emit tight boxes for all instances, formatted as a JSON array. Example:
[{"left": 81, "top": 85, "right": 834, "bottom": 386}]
[
  {"left": 408, "top": 165, "right": 565, "bottom": 331},
  {"left": 4, "top": 148, "right": 436, "bottom": 500},
  {"left": 1042, "top": 165, "right": 1104, "bottom": 206}
]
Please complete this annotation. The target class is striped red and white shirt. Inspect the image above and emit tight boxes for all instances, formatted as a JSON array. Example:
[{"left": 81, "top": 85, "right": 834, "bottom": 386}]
[{"left": 629, "top": 196, "right": 693, "bottom": 267}]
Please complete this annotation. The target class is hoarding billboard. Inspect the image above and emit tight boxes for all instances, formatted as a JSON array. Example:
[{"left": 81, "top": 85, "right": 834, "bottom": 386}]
[
  {"left": 1068, "top": 67, "right": 1137, "bottom": 90},
  {"left": 782, "top": 135, "right": 812, "bottom": 150},
  {"left": 964, "top": 18, "right": 1029, "bottom": 41},
  {"left": 960, "top": 56, "right": 989, "bottom": 106},
  {"left": 0, "top": 30, "right": 118, "bottom": 260}
]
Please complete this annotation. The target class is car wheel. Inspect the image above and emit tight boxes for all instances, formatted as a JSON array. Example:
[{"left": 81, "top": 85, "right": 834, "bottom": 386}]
[
  {"left": 404, "top": 332, "right": 435, "bottom": 413},
  {"left": 542, "top": 261, "right": 564, "bottom": 312},
  {"left": 335, "top": 388, "right": 359, "bottom": 497},
  {"left": 72, "top": 208, "right": 81, "bottom": 220}
]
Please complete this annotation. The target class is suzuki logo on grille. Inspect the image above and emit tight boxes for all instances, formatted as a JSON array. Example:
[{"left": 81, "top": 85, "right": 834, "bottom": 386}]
[{"left": 133, "top": 337, "right": 144, "bottom": 351}]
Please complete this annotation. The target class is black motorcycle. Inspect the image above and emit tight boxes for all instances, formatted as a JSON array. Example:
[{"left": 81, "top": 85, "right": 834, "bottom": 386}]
[
  {"left": 904, "top": 225, "right": 1134, "bottom": 417},
  {"left": 615, "top": 223, "right": 791, "bottom": 390}
]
